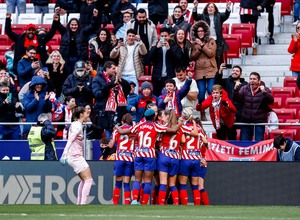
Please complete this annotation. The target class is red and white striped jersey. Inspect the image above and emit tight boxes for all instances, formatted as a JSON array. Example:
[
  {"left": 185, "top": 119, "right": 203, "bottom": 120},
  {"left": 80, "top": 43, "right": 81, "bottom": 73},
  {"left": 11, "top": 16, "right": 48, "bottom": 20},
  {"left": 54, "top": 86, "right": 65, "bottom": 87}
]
[
  {"left": 112, "top": 124, "right": 135, "bottom": 162},
  {"left": 181, "top": 122, "right": 206, "bottom": 160},
  {"left": 131, "top": 121, "right": 168, "bottom": 158},
  {"left": 160, "top": 127, "right": 183, "bottom": 159}
]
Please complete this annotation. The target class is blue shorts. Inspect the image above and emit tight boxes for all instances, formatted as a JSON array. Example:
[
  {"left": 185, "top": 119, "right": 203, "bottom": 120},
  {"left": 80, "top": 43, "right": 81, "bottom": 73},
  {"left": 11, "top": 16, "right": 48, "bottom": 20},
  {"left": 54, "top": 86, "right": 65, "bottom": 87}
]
[
  {"left": 199, "top": 166, "right": 207, "bottom": 179},
  {"left": 179, "top": 159, "right": 201, "bottom": 177},
  {"left": 134, "top": 157, "right": 156, "bottom": 171},
  {"left": 114, "top": 160, "right": 134, "bottom": 177},
  {"left": 157, "top": 152, "right": 179, "bottom": 176}
]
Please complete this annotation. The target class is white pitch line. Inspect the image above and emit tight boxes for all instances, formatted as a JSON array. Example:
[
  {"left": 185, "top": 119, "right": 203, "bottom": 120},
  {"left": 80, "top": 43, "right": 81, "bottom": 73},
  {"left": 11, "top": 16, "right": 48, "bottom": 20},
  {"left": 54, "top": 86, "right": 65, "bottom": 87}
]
[{"left": 0, "top": 213, "right": 298, "bottom": 220}]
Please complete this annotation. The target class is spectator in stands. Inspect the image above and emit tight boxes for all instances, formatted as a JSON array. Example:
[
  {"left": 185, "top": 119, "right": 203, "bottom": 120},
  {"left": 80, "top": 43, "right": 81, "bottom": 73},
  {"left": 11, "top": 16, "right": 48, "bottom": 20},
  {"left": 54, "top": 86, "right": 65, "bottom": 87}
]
[
  {"left": 45, "top": 50, "right": 67, "bottom": 101},
  {"left": 101, "top": 68, "right": 131, "bottom": 138},
  {"left": 110, "top": 0, "right": 137, "bottom": 26},
  {"left": 6, "top": 0, "right": 26, "bottom": 15},
  {"left": 55, "top": 0, "right": 82, "bottom": 15},
  {"left": 27, "top": 113, "right": 57, "bottom": 160},
  {"left": 179, "top": 0, "right": 194, "bottom": 24},
  {"left": 196, "top": 85, "right": 237, "bottom": 140},
  {"left": 110, "top": 29, "right": 147, "bottom": 94},
  {"left": 214, "top": 63, "right": 248, "bottom": 124},
  {"left": 57, "top": 8, "right": 99, "bottom": 74},
  {"left": 17, "top": 46, "right": 43, "bottom": 88},
  {"left": 173, "top": 66, "right": 199, "bottom": 109},
  {"left": 62, "top": 60, "right": 93, "bottom": 107},
  {"left": 192, "top": 1, "right": 231, "bottom": 67},
  {"left": 273, "top": 135, "right": 300, "bottom": 161},
  {"left": 126, "top": 8, "right": 158, "bottom": 51},
  {"left": 171, "top": 29, "right": 192, "bottom": 69},
  {"left": 239, "top": 0, "right": 266, "bottom": 55},
  {"left": 5, "top": 13, "right": 60, "bottom": 74},
  {"left": 95, "top": 0, "right": 112, "bottom": 27},
  {"left": 126, "top": 81, "right": 158, "bottom": 123},
  {"left": 163, "top": 6, "right": 191, "bottom": 35},
  {"left": 148, "top": 0, "right": 169, "bottom": 25},
  {"left": 0, "top": 68, "right": 18, "bottom": 100},
  {"left": 288, "top": 23, "right": 300, "bottom": 77},
  {"left": 31, "top": 0, "right": 49, "bottom": 15},
  {"left": 158, "top": 73, "right": 193, "bottom": 116},
  {"left": 190, "top": 20, "right": 217, "bottom": 121},
  {"left": 262, "top": 0, "right": 275, "bottom": 44},
  {"left": 113, "top": 10, "right": 133, "bottom": 40},
  {"left": 23, "top": 76, "right": 52, "bottom": 138},
  {"left": 79, "top": 0, "right": 97, "bottom": 29},
  {"left": 0, "top": 82, "right": 23, "bottom": 140},
  {"left": 127, "top": 81, "right": 138, "bottom": 122},
  {"left": 147, "top": 28, "right": 177, "bottom": 97},
  {"left": 294, "top": 0, "right": 300, "bottom": 24},
  {"left": 4, "top": 44, "right": 16, "bottom": 80},
  {"left": 89, "top": 28, "right": 114, "bottom": 70},
  {"left": 84, "top": 103, "right": 102, "bottom": 140},
  {"left": 233, "top": 72, "right": 274, "bottom": 141}
]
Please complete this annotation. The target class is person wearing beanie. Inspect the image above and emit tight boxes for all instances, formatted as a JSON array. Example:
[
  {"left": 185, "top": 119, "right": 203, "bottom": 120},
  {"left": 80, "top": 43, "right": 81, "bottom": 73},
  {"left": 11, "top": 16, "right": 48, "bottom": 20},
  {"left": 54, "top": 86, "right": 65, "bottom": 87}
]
[{"left": 126, "top": 81, "right": 157, "bottom": 123}]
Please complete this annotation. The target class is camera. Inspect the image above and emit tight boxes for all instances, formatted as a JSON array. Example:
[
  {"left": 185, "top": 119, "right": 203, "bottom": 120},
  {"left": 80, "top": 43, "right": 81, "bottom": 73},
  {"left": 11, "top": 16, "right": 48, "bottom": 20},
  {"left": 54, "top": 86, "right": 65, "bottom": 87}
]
[{"left": 225, "top": 64, "right": 232, "bottom": 69}]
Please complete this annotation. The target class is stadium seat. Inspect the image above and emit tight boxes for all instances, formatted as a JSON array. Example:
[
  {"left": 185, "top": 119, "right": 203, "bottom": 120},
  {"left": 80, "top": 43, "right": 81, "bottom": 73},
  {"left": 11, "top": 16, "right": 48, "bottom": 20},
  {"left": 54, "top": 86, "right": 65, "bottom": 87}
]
[
  {"left": 26, "top": 3, "right": 34, "bottom": 13},
  {"left": 273, "top": 108, "right": 296, "bottom": 122},
  {"left": 43, "top": 13, "right": 67, "bottom": 25},
  {"left": 285, "top": 98, "right": 300, "bottom": 110},
  {"left": 223, "top": 34, "right": 242, "bottom": 59},
  {"left": 232, "top": 2, "right": 240, "bottom": 13},
  {"left": 285, "top": 119, "right": 300, "bottom": 140},
  {"left": 0, "top": 3, "right": 6, "bottom": 14},
  {"left": 269, "top": 97, "right": 282, "bottom": 109},
  {"left": 105, "top": 24, "right": 114, "bottom": 33},
  {"left": 223, "top": 13, "right": 241, "bottom": 33},
  {"left": 67, "top": 13, "right": 80, "bottom": 23},
  {"left": 36, "top": 24, "right": 52, "bottom": 31},
  {"left": 138, "top": 75, "right": 152, "bottom": 88},
  {"left": 51, "top": 45, "right": 60, "bottom": 51},
  {"left": 0, "top": 35, "right": 11, "bottom": 45},
  {"left": 271, "top": 87, "right": 295, "bottom": 102},
  {"left": 269, "top": 129, "right": 297, "bottom": 140},
  {"left": 0, "top": 45, "right": 11, "bottom": 56},
  {"left": 9, "top": 24, "right": 26, "bottom": 34},
  {"left": 222, "top": 23, "right": 229, "bottom": 34},
  {"left": 231, "top": 23, "right": 255, "bottom": 48},
  {"left": 273, "top": 2, "right": 282, "bottom": 27},
  {"left": 18, "top": 13, "right": 42, "bottom": 24},
  {"left": 283, "top": 76, "right": 299, "bottom": 95},
  {"left": 48, "top": 34, "right": 61, "bottom": 46},
  {"left": 215, "top": 3, "right": 231, "bottom": 12},
  {"left": 257, "top": 13, "right": 269, "bottom": 37}
]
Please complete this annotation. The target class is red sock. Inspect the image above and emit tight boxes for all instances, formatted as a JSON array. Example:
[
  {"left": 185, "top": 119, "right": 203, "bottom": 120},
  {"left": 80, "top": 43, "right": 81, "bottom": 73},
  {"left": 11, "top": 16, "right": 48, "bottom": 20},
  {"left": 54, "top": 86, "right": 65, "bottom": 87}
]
[
  {"left": 132, "top": 189, "right": 139, "bottom": 201},
  {"left": 124, "top": 191, "right": 131, "bottom": 205},
  {"left": 113, "top": 188, "right": 120, "bottom": 205},
  {"left": 151, "top": 189, "right": 157, "bottom": 204},
  {"left": 141, "top": 194, "right": 150, "bottom": 205},
  {"left": 179, "top": 190, "right": 188, "bottom": 205},
  {"left": 139, "top": 186, "right": 144, "bottom": 201},
  {"left": 171, "top": 190, "right": 179, "bottom": 205},
  {"left": 201, "top": 190, "right": 210, "bottom": 205},
  {"left": 158, "top": 191, "right": 166, "bottom": 205},
  {"left": 193, "top": 189, "right": 201, "bottom": 205}
]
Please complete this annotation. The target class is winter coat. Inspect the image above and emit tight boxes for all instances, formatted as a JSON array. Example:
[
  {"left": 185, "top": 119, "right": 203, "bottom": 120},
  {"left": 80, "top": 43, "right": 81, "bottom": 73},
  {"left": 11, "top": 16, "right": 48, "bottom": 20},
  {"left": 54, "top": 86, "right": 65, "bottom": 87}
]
[
  {"left": 79, "top": 2, "right": 97, "bottom": 28},
  {"left": 148, "top": 0, "right": 168, "bottom": 17},
  {"left": 162, "top": 15, "right": 191, "bottom": 35},
  {"left": 92, "top": 70, "right": 107, "bottom": 111},
  {"left": 110, "top": 2, "right": 137, "bottom": 26},
  {"left": 196, "top": 90, "right": 236, "bottom": 129},
  {"left": 240, "top": 0, "right": 269, "bottom": 16},
  {"left": 169, "top": 39, "right": 192, "bottom": 69},
  {"left": 0, "top": 92, "right": 21, "bottom": 123},
  {"left": 30, "top": 0, "right": 49, "bottom": 6},
  {"left": 23, "top": 76, "right": 52, "bottom": 123},
  {"left": 89, "top": 37, "right": 114, "bottom": 69},
  {"left": 288, "top": 38, "right": 300, "bottom": 72},
  {"left": 5, "top": 17, "right": 59, "bottom": 73},
  {"left": 214, "top": 72, "right": 248, "bottom": 122},
  {"left": 233, "top": 83, "right": 274, "bottom": 123},
  {"left": 55, "top": 0, "right": 81, "bottom": 14},
  {"left": 110, "top": 41, "right": 147, "bottom": 78},
  {"left": 62, "top": 70, "right": 93, "bottom": 107},
  {"left": 158, "top": 78, "right": 192, "bottom": 115}
]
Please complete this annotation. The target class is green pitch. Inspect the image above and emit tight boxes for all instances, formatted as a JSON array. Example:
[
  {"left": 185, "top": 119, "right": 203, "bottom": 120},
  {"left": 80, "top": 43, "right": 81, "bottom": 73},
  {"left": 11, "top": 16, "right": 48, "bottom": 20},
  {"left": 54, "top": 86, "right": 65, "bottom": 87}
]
[{"left": 0, "top": 205, "right": 299, "bottom": 220}]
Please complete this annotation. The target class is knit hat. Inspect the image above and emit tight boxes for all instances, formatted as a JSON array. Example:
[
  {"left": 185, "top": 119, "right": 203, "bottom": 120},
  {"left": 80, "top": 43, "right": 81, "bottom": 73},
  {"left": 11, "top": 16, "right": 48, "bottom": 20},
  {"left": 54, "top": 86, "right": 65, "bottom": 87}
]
[
  {"left": 144, "top": 109, "right": 155, "bottom": 117},
  {"left": 141, "top": 81, "right": 152, "bottom": 91}
]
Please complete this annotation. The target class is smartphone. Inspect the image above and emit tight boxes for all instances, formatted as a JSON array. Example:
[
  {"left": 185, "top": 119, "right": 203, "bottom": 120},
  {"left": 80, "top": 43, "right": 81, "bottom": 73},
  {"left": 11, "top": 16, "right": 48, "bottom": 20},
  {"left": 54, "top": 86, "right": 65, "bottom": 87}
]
[
  {"left": 225, "top": 64, "right": 232, "bottom": 69},
  {"left": 119, "top": 38, "right": 123, "bottom": 42},
  {"left": 42, "top": 67, "right": 48, "bottom": 72},
  {"left": 7, "top": 93, "right": 12, "bottom": 100},
  {"left": 160, "top": 37, "right": 165, "bottom": 43}
]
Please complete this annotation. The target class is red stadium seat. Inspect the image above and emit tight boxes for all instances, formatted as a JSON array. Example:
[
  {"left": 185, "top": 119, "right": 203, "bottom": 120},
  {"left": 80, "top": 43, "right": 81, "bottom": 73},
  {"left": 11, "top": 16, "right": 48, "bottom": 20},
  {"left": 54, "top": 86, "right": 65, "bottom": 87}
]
[
  {"left": 105, "top": 24, "right": 114, "bottom": 33},
  {"left": 271, "top": 87, "right": 295, "bottom": 102},
  {"left": 156, "top": 24, "right": 163, "bottom": 35},
  {"left": 138, "top": 75, "right": 152, "bottom": 88},
  {"left": 0, "top": 45, "right": 11, "bottom": 56},
  {"left": 285, "top": 97, "right": 300, "bottom": 110},
  {"left": 222, "top": 23, "right": 229, "bottom": 34},
  {"left": 283, "top": 76, "right": 299, "bottom": 95},
  {"left": 277, "top": 0, "right": 293, "bottom": 16},
  {"left": 231, "top": 23, "right": 255, "bottom": 48},
  {"left": 285, "top": 119, "right": 300, "bottom": 140},
  {"left": 9, "top": 24, "right": 26, "bottom": 34},
  {"left": 48, "top": 34, "right": 61, "bottom": 46},
  {"left": 50, "top": 45, "right": 60, "bottom": 51},
  {"left": 223, "top": 34, "right": 242, "bottom": 59},
  {"left": 273, "top": 108, "right": 296, "bottom": 122},
  {"left": 269, "top": 97, "right": 282, "bottom": 109},
  {"left": 0, "top": 35, "right": 11, "bottom": 45},
  {"left": 36, "top": 24, "right": 52, "bottom": 31},
  {"left": 269, "top": 129, "right": 297, "bottom": 140}
]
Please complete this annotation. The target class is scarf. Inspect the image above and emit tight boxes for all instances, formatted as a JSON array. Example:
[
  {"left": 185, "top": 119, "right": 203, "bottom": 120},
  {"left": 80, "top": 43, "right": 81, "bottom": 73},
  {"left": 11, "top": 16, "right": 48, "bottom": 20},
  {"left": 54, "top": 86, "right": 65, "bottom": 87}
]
[
  {"left": 212, "top": 98, "right": 221, "bottom": 129},
  {"left": 165, "top": 91, "right": 179, "bottom": 116},
  {"left": 172, "top": 15, "right": 184, "bottom": 27},
  {"left": 105, "top": 85, "right": 127, "bottom": 112}
]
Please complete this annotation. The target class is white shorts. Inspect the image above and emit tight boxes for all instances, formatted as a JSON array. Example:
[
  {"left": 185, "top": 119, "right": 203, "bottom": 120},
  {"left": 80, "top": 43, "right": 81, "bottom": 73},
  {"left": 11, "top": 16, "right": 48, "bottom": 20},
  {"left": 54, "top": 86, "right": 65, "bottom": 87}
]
[{"left": 68, "top": 156, "right": 89, "bottom": 174}]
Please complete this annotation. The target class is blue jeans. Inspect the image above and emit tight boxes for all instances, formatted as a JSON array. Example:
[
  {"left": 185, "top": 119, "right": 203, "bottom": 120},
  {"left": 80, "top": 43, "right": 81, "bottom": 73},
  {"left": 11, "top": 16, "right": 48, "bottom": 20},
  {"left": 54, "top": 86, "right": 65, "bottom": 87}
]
[
  {"left": 34, "top": 5, "right": 49, "bottom": 16},
  {"left": 294, "top": 3, "right": 300, "bottom": 20},
  {"left": 196, "top": 78, "right": 215, "bottom": 102},
  {"left": 122, "top": 74, "right": 139, "bottom": 94},
  {"left": 6, "top": 0, "right": 26, "bottom": 14},
  {"left": 240, "top": 125, "right": 265, "bottom": 141},
  {"left": 292, "top": 71, "right": 299, "bottom": 77}
]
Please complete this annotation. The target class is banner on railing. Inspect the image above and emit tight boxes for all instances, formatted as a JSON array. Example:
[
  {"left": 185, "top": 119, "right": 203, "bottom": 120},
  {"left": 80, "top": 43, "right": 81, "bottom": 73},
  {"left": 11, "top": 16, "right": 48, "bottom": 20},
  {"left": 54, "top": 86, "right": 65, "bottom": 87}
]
[{"left": 206, "top": 138, "right": 276, "bottom": 161}]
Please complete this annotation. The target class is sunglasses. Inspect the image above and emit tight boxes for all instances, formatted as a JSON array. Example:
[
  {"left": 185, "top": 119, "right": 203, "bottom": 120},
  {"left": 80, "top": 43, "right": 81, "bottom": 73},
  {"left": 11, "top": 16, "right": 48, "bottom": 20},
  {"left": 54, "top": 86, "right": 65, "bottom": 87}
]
[{"left": 297, "top": 27, "right": 300, "bottom": 30}]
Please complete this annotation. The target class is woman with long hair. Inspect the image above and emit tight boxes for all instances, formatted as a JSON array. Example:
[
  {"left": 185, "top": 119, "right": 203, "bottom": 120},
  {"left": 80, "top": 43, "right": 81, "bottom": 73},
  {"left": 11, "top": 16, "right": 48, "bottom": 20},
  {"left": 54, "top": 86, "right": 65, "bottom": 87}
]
[
  {"left": 190, "top": 20, "right": 217, "bottom": 121},
  {"left": 89, "top": 28, "right": 114, "bottom": 70},
  {"left": 163, "top": 6, "right": 191, "bottom": 35},
  {"left": 60, "top": 106, "right": 93, "bottom": 205}
]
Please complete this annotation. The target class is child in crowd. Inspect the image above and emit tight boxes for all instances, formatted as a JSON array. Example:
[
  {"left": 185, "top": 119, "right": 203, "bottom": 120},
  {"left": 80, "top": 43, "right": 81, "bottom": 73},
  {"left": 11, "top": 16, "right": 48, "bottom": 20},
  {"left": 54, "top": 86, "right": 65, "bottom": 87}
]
[{"left": 99, "top": 137, "right": 116, "bottom": 160}]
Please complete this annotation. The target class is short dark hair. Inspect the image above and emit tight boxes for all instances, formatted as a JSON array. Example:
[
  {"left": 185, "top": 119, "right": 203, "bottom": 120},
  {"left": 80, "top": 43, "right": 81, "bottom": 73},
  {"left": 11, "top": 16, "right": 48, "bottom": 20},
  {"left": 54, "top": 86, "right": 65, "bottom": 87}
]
[
  {"left": 165, "top": 78, "right": 176, "bottom": 87},
  {"left": 127, "top": 28, "right": 137, "bottom": 35},
  {"left": 160, "top": 27, "right": 170, "bottom": 34},
  {"left": 103, "top": 61, "right": 115, "bottom": 70},
  {"left": 250, "top": 72, "right": 261, "bottom": 81},
  {"left": 137, "top": 8, "right": 147, "bottom": 14},
  {"left": 173, "top": 5, "right": 183, "bottom": 12},
  {"left": 273, "top": 135, "right": 286, "bottom": 149},
  {"left": 232, "top": 65, "right": 242, "bottom": 74},
  {"left": 26, "top": 45, "right": 36, "bottom": 52},
  {"left": 175, "top": 66, "right": 187, "bottom": 73}
]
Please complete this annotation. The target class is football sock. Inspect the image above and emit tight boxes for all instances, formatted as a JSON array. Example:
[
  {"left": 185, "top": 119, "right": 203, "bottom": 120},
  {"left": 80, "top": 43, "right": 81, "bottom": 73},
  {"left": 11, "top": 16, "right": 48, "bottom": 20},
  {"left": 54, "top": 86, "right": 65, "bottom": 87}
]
[
  {"left": 141, "top": 182, "right": 151, "bottom": 205},
  {"left": 139, "top": 183, "right": 145, "bottom": 201},
  {"left": 77, "top": 180, "right": 84, "bottom": 205},
  {"left": 192, "top": 184, "right": 201, "bottom": 205},
  {"left": 132, "top": 181, "right": 140, "bottom": 201},
  {"left": 200, "top": 189, "right": 210, "bottom": 205},
  {"left": 80, "top": 179, "right": 93, "bottom": 205},
  {"left": 151, "top": 185, "right": 159, "bottom": 204},
  {"left": 158, "top": 184, "right": 167, "bottom": 205},
  {"left": 123, "top": 183, "right": 131, "bottom": 205},
  {"left": 179, "top": 184, "right": 188, "bottom": 205},
  {"left": 170, "top": 186, "right": 179, "bottom": 205}
]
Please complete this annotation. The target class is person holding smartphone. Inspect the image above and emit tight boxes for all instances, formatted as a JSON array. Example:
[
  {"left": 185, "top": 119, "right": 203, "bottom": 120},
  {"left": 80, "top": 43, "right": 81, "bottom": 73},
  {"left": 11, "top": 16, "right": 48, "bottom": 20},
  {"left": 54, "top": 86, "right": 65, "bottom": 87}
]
[{"left": 0, "top": 82, "right": 23, "bottom": 140}]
